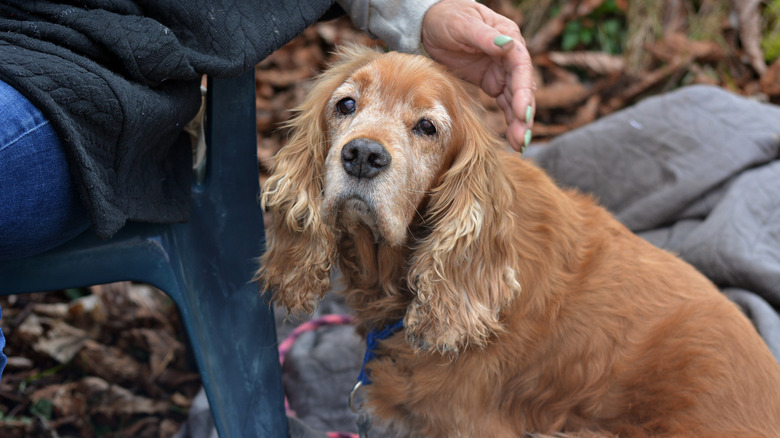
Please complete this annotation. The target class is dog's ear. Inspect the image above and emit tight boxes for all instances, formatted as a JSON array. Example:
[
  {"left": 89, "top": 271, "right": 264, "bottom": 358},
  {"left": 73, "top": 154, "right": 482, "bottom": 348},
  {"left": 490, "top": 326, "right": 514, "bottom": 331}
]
[
  {"left": 256, "top": 79, "right": 334, "bottom": 314},
  {"left": 405, "top": 89, "right": 522, "bottom": 354},
  {"left": 257, "top": 45, "right": 382, "bottom": 313}
]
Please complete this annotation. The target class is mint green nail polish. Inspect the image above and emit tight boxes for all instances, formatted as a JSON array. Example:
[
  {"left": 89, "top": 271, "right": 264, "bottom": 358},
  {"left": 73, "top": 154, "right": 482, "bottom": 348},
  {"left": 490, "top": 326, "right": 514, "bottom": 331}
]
[
  {"left": 525, "top": 105, "right": 533, "bottom": 125},
  {"left": 524, "top": 129, "right": 532, "bottom": 149},
  {"left": 493, "top": 35, "right": 513, "bottom": 48}
]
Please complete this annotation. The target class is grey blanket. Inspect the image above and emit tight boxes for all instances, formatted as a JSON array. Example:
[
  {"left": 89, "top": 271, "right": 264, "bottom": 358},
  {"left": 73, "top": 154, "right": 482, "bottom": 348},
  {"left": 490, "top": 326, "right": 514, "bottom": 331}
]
[
  {"left": 530, "top": 85, "right": 780, "bottom": 360},
  {"left": 178, "top": 85, "right": 780, "bottom": 438}
]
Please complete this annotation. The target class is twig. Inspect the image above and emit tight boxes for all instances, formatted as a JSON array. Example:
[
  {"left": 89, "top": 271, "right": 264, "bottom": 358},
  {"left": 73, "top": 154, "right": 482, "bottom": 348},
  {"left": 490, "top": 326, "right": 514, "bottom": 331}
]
[{"left": 603, "top": 55, "right": 692, "bottom": 113}]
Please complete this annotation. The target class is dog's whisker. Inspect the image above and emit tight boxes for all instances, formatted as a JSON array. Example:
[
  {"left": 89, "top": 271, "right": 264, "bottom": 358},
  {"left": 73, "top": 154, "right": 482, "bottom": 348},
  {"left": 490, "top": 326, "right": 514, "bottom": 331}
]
[{"left": 399, "top": 191, "right": 426, "bottom": 223}]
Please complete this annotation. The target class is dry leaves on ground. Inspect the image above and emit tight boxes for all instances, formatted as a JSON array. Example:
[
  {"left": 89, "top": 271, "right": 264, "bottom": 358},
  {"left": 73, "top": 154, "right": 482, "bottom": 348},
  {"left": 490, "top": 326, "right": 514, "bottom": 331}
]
[{"left": 0, "top": 283, "right": 199, "bottom": 438}]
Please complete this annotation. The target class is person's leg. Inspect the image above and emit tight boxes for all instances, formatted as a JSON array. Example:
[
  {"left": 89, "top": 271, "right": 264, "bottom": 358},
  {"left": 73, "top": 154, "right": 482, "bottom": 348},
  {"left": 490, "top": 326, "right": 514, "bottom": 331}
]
[
  {"left": 0, "top": 79, "right": 91, "bottom": 381},
  {"left": 0, "top": 79, "right": 90, "bottom": 260}
]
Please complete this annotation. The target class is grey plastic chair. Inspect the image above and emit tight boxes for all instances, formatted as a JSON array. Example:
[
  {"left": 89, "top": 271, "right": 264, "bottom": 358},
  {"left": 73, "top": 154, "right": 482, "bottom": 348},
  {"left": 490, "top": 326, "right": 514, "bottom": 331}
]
[{"left": 0, "top": 71, "right": 287, "bottom": 438}]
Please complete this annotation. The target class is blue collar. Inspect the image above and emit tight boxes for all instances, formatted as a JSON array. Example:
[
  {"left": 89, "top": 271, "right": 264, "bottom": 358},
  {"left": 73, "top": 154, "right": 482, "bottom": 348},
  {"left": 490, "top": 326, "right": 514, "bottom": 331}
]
[{"left": 357, "top": 319, "right": 404, "bottom": 385}]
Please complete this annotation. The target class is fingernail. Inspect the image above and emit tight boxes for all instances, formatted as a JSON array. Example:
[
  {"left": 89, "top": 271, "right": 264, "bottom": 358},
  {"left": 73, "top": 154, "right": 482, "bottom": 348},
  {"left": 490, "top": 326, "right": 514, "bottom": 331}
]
[
  {"left": 524, "top": 129, "right": 532, "bottom": 150},
  {"left": 525, "top": 105, "right": 533, "bottom": 125},
  {"left": 493, "top": 35, "right": 514, "bottom": 48}
]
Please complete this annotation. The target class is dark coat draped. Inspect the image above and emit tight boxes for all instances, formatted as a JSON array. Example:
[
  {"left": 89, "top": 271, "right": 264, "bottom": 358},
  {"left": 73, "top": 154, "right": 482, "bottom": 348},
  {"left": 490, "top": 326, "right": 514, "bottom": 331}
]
[{"left": 0, "top": 0, "right": 335, "bottom": 238}]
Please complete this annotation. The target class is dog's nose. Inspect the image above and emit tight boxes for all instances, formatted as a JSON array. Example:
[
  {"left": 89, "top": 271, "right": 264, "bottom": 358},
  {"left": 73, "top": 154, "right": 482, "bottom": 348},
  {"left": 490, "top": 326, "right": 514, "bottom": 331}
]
[{"left": 341, "top": 138, "right": 391, "bottom": 179}]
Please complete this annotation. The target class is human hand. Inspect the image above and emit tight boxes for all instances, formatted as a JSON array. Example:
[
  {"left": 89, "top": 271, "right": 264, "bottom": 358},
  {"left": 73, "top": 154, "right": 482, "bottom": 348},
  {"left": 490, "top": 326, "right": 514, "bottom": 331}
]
[{"left": 421, "top": 0, "right": 535, "bottom": 152}]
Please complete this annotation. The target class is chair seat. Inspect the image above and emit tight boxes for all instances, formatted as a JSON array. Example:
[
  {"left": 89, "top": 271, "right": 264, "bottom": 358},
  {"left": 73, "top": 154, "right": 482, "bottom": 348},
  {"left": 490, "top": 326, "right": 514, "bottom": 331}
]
[{"left": 0, "top": 72, "right": 287, "bottom": 438}]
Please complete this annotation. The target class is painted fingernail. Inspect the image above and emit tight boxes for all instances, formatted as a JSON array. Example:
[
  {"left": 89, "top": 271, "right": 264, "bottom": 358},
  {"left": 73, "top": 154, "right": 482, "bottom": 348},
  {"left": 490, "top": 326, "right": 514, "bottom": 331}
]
[
  {"left": 524, "top": 129, "right": 533, "bottom": 150},
  {"left": 525, "top": 105, "right": 533, "bottom": 125},
  {"left": 493, "top": 35, "right": 514, "bottom": 48}
]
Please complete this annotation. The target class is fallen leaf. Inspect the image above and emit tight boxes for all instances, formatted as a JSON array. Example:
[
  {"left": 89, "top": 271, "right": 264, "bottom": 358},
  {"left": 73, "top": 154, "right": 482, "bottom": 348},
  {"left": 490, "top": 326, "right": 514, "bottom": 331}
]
[
  {"left": 33, "top": 377, "right": 169, "bottom": 417},
  {"left": 571, "top": 94, "right": 602, "bottom": 128},
  {"left": 31, "top": 382, "right": 88, "bottom": 418},
  {"left": 32, "top": 303, "right": 69, "bottom": 319},
  {"left": 68, "top": 294, "right": 107, "bottom": 326},
  {"left": 17, "top": 312, "right": 44, "bottom": 341},
  {"left": 548, "top": 51, "right": 625, "bottom": 75},
  {"left": 761, "top": 58, "right": 780, "bottom": 96},
  {"left": 85, "top": 377, "right": 169, "bottom": 416},
  {"left": 126, "top": 328, "right": 183, "bottom": 379},
  {"left": 19, "top": 315, "right": 89, "bottom": 364},
  {"left": 170, "top": 392, "right": 192, "bottom": 409},
  {"left": 734, "top": 0, "right": 766, "bottom": 74},
  {"left": 535, "top": 81, "right": 591, "bottom": 109},
  {"left": 34, "top": 323, "right": 89, "bottom": 364},
  {"left": 653, "top": 32, "right": 724, "bottom": 62},
  {"left": 4, "top": 356, "right": 34, "bottom": 370},
  {"left": 77, "top": 340, "right": 142, "bottom": 383}
]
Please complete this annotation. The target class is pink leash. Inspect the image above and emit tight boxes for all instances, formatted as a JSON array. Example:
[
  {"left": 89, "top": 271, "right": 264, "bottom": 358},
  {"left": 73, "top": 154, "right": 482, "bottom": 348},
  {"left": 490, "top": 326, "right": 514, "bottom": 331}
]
[{"left": 278, "top": 314, "right": 360, "bottom": 438}]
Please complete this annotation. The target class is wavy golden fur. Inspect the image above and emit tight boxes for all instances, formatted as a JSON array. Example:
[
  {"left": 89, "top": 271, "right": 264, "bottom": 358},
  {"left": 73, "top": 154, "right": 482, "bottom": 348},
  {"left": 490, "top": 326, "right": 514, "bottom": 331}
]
[{"left": 257, "top": 45, "right": 780, "bottom": 437}]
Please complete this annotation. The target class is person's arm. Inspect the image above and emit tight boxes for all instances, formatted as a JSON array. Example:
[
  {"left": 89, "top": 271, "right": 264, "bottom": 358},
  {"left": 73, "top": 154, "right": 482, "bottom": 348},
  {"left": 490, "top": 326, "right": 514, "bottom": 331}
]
[
  {"left": 337, "top": 0, "right": 535, "bottom": 152},
  {"left": 336, "top": 0, "right": 442, "bottom": 53}
]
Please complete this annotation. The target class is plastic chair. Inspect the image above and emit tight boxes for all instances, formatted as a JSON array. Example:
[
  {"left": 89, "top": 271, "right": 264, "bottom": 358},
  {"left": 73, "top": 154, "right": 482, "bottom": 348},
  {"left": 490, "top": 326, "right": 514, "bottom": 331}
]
[{"left": 0, "top": 71, "right": 287, "bottom": 438}]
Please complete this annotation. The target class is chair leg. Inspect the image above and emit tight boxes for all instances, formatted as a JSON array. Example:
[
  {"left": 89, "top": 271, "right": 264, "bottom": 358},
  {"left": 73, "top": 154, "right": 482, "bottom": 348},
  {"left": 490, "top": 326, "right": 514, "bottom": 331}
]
[
  {"left": 165, "top": 266, "right": 287, "bottom": 438},
  {"left": 166, "top": 72, "right": 288, "bottom": 438}
]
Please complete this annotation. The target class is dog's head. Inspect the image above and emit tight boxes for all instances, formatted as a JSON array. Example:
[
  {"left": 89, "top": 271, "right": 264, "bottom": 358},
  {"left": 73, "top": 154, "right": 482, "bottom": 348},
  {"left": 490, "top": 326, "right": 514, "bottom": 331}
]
[
  {"left": 320, "top": 48, "right": 462, "bottom": 246},
  {"left": 259, "top": 46, "right": 518, "bottom": 348}
]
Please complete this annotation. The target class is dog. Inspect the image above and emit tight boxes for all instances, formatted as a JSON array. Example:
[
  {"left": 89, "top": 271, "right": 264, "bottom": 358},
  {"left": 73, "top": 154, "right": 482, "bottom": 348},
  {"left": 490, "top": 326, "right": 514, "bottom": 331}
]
[{"left": 257, "top": 45, "right": 780, "bottom": 437}]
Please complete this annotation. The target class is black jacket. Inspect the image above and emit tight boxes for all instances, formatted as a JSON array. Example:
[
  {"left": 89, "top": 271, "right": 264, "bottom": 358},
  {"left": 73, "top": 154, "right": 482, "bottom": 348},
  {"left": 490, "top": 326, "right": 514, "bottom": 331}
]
[{"left": 0, "top": 0, "right": 334, "bottom": 238}]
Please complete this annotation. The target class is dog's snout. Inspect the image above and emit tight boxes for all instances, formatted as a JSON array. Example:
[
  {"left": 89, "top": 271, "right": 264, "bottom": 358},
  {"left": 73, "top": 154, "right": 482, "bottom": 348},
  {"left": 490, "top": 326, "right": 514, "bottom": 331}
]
[{"left": 341, "top": 138, "right": 391, "bottom": 179}]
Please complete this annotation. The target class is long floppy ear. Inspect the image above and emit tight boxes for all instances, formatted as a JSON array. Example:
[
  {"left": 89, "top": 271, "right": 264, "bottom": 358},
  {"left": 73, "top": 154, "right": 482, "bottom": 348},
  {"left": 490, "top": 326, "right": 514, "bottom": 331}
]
[
  {"left": 404, "top": 87, "right": 522, "bottom": 354},
  {"left": 256, "top": 45, "right": 382, "bottom": 314}
]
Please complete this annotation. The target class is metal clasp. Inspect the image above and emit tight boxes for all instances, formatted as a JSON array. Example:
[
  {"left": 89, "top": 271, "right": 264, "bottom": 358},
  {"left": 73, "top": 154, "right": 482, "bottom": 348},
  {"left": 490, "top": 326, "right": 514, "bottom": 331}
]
[
  {"left": 349, "top": 380, "right": 364, "bottom": 413},
  {"left": 349, "top": 381, "right": 372, "bottom": 437}
]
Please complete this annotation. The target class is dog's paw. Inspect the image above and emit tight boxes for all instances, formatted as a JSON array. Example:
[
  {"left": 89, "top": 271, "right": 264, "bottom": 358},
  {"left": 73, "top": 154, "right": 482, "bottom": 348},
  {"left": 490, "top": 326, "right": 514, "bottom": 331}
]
[{"left": 404, "top": 300, "right": 463, "bottom": 354}]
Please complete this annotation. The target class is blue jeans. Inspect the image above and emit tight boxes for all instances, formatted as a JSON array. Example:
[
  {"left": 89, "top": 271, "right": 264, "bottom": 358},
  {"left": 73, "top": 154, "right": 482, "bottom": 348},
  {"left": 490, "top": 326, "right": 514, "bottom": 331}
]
[
  {"left": 0, "top": 79, "right": 90, "bottom": 260},
  {"left": 0, "top": 79, "right": 92, "bottom": 379}
]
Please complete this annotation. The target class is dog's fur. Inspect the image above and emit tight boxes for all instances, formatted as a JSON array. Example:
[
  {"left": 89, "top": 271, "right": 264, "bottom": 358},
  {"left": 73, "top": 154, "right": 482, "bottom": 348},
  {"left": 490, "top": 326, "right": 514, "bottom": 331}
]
[{"left": 257, "top": 45, "right": 780, "bottom": 437}]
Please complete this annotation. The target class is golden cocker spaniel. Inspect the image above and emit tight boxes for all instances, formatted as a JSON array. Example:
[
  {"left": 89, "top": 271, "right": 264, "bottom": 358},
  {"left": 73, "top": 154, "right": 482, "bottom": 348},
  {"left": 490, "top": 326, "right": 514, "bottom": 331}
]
[{"left": 257, "top": 45, "right": 780, "bottom": 437}]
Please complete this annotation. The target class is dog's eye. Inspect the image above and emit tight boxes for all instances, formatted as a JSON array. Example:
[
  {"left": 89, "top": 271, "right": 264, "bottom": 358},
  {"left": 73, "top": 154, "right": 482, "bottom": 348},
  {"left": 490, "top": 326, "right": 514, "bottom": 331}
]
[
  {"left": 336, "top": 97, "right": 356, "bottom": 115},
  {"left": 414, "top": 119, "right": 437, "bottom": 136}
]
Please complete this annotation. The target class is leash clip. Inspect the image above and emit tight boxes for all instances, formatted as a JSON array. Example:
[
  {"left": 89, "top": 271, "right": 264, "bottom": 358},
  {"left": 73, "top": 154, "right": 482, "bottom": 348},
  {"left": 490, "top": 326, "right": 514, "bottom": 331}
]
[
  {"left": 349, "top": 380, "right": 364, "bottom": 413},
  {"left": 350, "top": 320, "right": 403, "bottom": 436},
  {"left": 350, "top": 381, "right": 372, "bottom": 437}
]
